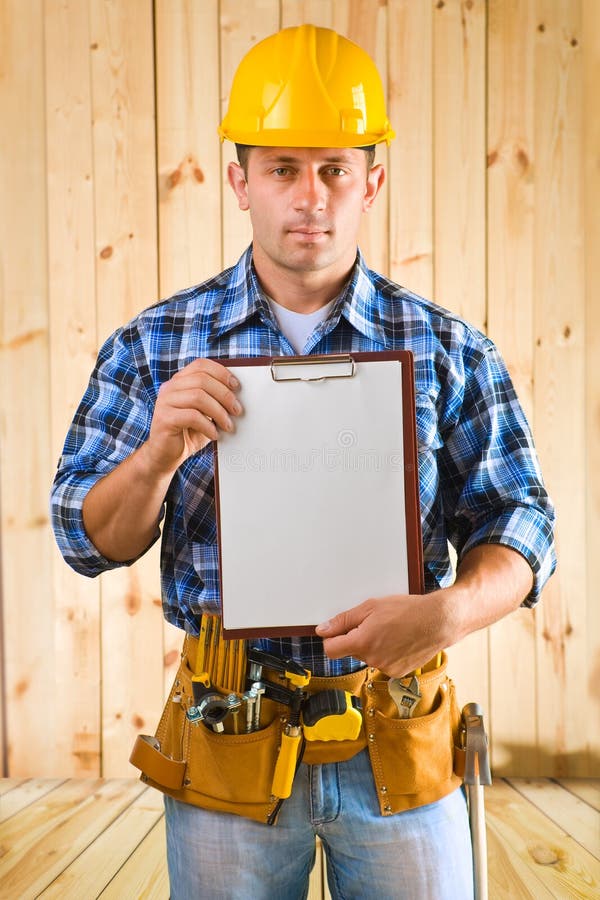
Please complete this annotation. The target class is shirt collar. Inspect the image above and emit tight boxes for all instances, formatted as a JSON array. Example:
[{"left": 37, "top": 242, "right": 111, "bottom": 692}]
[{"left": 209, "top": 246, "right": 387, "bottom": 347}]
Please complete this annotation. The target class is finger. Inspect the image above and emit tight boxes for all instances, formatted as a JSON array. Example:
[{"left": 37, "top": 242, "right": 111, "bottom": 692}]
[
  {"left": 320, "top": 632, "right": 363, "bottom": 661},
  {"left": 158, "top": 406, "right": 219, "bottom": 442},
  {"left": 171, "top": 372, "right": 243, "bottom": 418},
  {"left": 315, "top": 600, "right": 371, "bottom": 638},
  {"left": 162, "top": 387, "right": 236, "bottom": 433},
  {"left": 180, "top": 358, "right": 241, "bottom": 391}
]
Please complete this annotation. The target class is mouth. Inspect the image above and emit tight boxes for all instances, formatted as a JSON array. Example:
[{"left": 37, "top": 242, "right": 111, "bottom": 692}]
[{"left": 287, "top": 227, "right": 330, "bottom": 241}]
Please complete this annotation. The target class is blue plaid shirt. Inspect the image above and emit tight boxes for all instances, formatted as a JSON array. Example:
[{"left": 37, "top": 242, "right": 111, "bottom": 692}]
[{"left": 51, "top": 247, "right": 555, "bottom": 675}]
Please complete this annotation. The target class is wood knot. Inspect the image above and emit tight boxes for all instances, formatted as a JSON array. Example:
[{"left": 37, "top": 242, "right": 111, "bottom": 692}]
[
  {"left": 537, "top": 23, "right": 545, "bottom": 33},
  {"left": 164, "top": 649, "right": 179, "bottom": 667},
  {"left": 515, "top": 147, "right": 530, "bottom": 173},
  {"left": 571, "top": 37, "right": 578, "bottom": 47},
  {"left": 529, "top": 844, "right": 559, "bottom": 866},
  {"left": 99, "top": 245, "right": 113, "bottom": 259},
  {"left": 436, "top": 0, "right": 445, "bottom": 8},
  {"left": 193, "top": 167, "right": 205, "bottom": 184},
  {"left": 131, "top": 714, "right": 145, "bottom": 729},
  {"left": 563, "top": 325, "right": 571, "bottom": 339},
  {"left": 125, "top": 589, "right": 141, "bottom": 616},
  {"left": 167, "top": 168, "right": 182, "bottom": 189},
  {"left": 14, "top": 678, "right": 30, "bottom": 698},
  {"left": 487, "top": 149, "right": 499, "bottom": 168}
]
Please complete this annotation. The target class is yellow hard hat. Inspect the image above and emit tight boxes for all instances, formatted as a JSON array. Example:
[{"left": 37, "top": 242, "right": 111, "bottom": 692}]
[{"left": 218, "top": 24, "right": 395, "bottom": 148}]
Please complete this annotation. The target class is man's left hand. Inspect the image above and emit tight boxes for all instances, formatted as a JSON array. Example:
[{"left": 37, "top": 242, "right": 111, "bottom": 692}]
[{"left": 315, "top": 592, "right": 451, "bottom": 678}]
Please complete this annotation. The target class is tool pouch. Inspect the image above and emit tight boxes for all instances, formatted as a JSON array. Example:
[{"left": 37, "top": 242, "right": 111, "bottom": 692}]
[
  {"left": 360, "top": 651, "right": 463, "bottom": 815},
  {"left": 130, "top": 636, "right": 285, "bottom": 824}
]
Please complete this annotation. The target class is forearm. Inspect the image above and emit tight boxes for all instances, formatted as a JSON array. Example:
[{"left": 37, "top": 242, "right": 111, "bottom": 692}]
[
  {"left": 82, "top": 443, "right": 175, "bottom": 561},
  {"left": 438, "top": 543, "right": 534, "bottom": 647}
]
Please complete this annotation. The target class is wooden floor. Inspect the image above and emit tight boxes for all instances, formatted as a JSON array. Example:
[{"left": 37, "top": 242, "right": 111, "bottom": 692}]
[{"left": 0, "top": 778, "right": 598, "bottom": 898}]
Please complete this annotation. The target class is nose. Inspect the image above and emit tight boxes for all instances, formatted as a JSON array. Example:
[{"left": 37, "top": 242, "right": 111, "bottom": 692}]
[{"left": 292, "top": 169, "right": 326, "bottom": 212}]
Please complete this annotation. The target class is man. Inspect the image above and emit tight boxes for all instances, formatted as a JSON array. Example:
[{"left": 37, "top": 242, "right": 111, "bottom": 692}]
[{"left": 51, "top": 24, "right": 555, "bottom": 899}]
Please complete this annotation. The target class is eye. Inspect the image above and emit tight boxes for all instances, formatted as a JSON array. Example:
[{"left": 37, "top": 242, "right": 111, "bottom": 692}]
[
  {"left": 272, "top": 167, "right": 292, "bottom": 177},
  {"left": 326, "top": 167, "right": 346, "bottom": 176}
]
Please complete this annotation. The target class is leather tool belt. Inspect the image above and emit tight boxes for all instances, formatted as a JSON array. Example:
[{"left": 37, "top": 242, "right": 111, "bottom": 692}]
[{"left": 130, "top": 635, "right": 463, "bottom": 824}]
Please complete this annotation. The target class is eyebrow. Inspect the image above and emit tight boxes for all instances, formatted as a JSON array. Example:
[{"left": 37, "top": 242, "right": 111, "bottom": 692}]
[{"left": 262, "top": 153, "right": 355, "bottom": 165}]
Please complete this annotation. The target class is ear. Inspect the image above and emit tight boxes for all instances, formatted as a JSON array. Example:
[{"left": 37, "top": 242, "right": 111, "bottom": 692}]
[
  {"left": 363, "top": 164, "right": 385, "bottom": 212},
  {"left": 228, "top": 162, "right": 249, "bottom": 211}
]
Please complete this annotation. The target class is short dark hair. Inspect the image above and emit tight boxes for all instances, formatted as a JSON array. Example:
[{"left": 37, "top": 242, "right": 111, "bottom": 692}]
[{"left": 235, "top": 144, "right": 376, "bottom": 176}]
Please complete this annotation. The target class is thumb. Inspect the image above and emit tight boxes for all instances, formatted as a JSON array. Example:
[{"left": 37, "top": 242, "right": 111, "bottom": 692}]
[{"left": 316, "top": 601, "right": 369, "bottom": 638}]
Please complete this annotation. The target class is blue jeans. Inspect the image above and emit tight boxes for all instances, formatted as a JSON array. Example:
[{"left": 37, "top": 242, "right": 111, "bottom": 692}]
[{"left": 164, "top": 748, "right": 474, "bottom": 899}]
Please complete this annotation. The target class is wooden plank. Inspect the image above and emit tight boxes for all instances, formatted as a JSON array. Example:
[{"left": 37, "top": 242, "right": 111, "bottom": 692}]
[
  {"left": 88, "top": 0, "right": 164, "bottom": 777},
  {"left": 0, "top": 0, "right": 56, "bottom": 778},
  {"left": 98, "top": 815, "right": 169, "bottom": 899},
  {"left": 155, "top": 0, "right": 222, "bottom": 297},
  {"left": 334, "top": 1, "right": 390, "bottom": 276},
  {"left": 485, "top": 778, "right": 600, "bottom": 898},
  {"left": 433, "top": 0, "right": 486, "bottom": 331},
  {"left": 0, "top": 778, "right": 65, "bottom": 823},
  {"left": 388, "top": 0, "right": 433, "bottom": 297},
  {"left": 558, "top": 779, "right": 600, "bottom": 813},
  {"left": 154, "top": 0, "right": 224, "bottom": 704},
  {"left": 532, "top": 0, "right": 588, "bottom": 778},
  {"left": 0, "top": 778, "right": 26, "bottom": 797},
  {"left": 487, "top": 806, "right": 557, "bottom": 899},
  {"left": 487, "top": 0, "right": 536, "bottom": 418},
  {"left": 0, "top": 778, "right": 146, "bottom": 898},
  {"left": 38, "top": 787, "right": 164, "bottom": 898},
  {"left": 583, "top": 0, "right": 600, "bottom": 782},
  {"left": 431, "top": 0, "right": 488, "bottom": 717},
  {"left": 508, "top": 777, "right": 600, "bottom": 860},
  {"left": 44, "top": 0, "right": 102, "bottom": 779},
  {"left": 219, "top": 0, "right": 281, "bottom": 268}
]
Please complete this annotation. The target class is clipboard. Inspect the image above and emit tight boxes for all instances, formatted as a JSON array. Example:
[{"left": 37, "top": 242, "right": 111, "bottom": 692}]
[{"left": 213, "top": 351, "right": 423, "bottom": 639}]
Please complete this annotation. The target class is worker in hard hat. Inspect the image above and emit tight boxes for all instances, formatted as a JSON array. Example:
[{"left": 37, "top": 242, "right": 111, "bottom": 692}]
[{"left": 51, "top": 24, "right": 555, "bottom": 899}]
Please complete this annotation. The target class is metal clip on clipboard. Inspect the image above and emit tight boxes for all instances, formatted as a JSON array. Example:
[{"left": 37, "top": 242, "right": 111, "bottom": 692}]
[{"left": 270, "top": 355, "right": 356, "bottom": 383}]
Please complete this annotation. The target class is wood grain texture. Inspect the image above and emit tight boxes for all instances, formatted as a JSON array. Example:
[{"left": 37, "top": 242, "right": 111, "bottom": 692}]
[
  {"left": 0, "top": 0, "right": 55, "bottom": 777},
  {"left": 1, "top": 777, "right": 596, "bottom": 898},
  {"left": 44, "top": 0, "right": 103, "bottom": 778},
  {"left": 583, "top": 0, "right": 600, "bottom": 780},
  {"left": 0, "top": 0, "right": 598, "bottom": 781},
  {"left": 37, "top": 787, "right": 164, "bottom": 899},
  {"left": 388, "top": 0, "right": 433, "bottom": 297},
  {"left": 486, "top": 0, "right": 539, "bottom": 776},
  {"left": 88, "top": 0, "right": 164, "bottom": 777},
  {"left": 0, "top": 778, "right": 146, "bottom": 898},
  {"left": 155, "top": 0, "right": 223, "bottom": 295},
  {"left": 433, "top": 0, "right": 486, "bottom": 331},
  {"left": 532, "top": 0, "right": 588, "bottom": 777},
  {"left": 219, "top": 0, "right": 280, "bottom": 267},
  {"left": 486, "top": 779, "right": 600, "bottom": 898}
]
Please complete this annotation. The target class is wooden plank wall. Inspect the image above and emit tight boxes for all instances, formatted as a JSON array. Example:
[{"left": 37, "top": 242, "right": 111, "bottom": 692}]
[{"left": 0, "top": 0, "right": 598, "bottom": 779}]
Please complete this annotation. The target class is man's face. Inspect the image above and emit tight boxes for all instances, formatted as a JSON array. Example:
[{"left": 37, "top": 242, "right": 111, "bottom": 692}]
[{"left": 228, "top": 147, "right": 384, "bottom": 284}]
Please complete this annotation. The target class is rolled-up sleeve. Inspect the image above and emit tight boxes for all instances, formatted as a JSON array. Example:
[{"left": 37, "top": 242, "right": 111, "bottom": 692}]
[
  {"left": 50, "top": 326, "right": 157, "bottom": 577},
  {"left": 440, "top": 346, "right": 556, "bottom": 605}
]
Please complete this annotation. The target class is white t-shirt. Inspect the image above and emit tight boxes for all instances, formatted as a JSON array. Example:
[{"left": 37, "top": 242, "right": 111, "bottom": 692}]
[{"left": 267, "top": 296, "right": 336, "bottom": 354}]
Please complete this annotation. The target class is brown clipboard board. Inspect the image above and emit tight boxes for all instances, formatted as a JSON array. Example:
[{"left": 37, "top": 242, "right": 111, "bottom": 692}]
[{"left": 213, "top": 351, "right": 424, "bottom": 639}]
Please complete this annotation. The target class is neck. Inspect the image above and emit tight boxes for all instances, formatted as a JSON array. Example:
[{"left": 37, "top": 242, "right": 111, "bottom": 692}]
[{"left": 252, "top": 246, "right": 355, "bottom": 314}]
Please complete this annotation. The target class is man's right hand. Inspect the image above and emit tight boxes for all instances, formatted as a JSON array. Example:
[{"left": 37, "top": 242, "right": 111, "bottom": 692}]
[
  {"left": 82, "top": 358, "right": 242, "bottom": 562},
  {"left": 143, "top": 358, "right": 243, "bottom": 476}
]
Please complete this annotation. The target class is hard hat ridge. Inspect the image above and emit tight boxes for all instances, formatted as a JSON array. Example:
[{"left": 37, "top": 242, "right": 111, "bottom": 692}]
[{"left": 218, "top": 24, "right": 395, "bottom": 149}]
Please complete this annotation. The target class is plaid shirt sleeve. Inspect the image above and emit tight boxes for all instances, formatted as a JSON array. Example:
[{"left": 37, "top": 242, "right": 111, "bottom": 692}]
[
  {"left": 50, "top": 325, "right": 160, "bottom": 576},
  {"left": 437, "top": 343, "right": 555, "bottom": 606}
]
